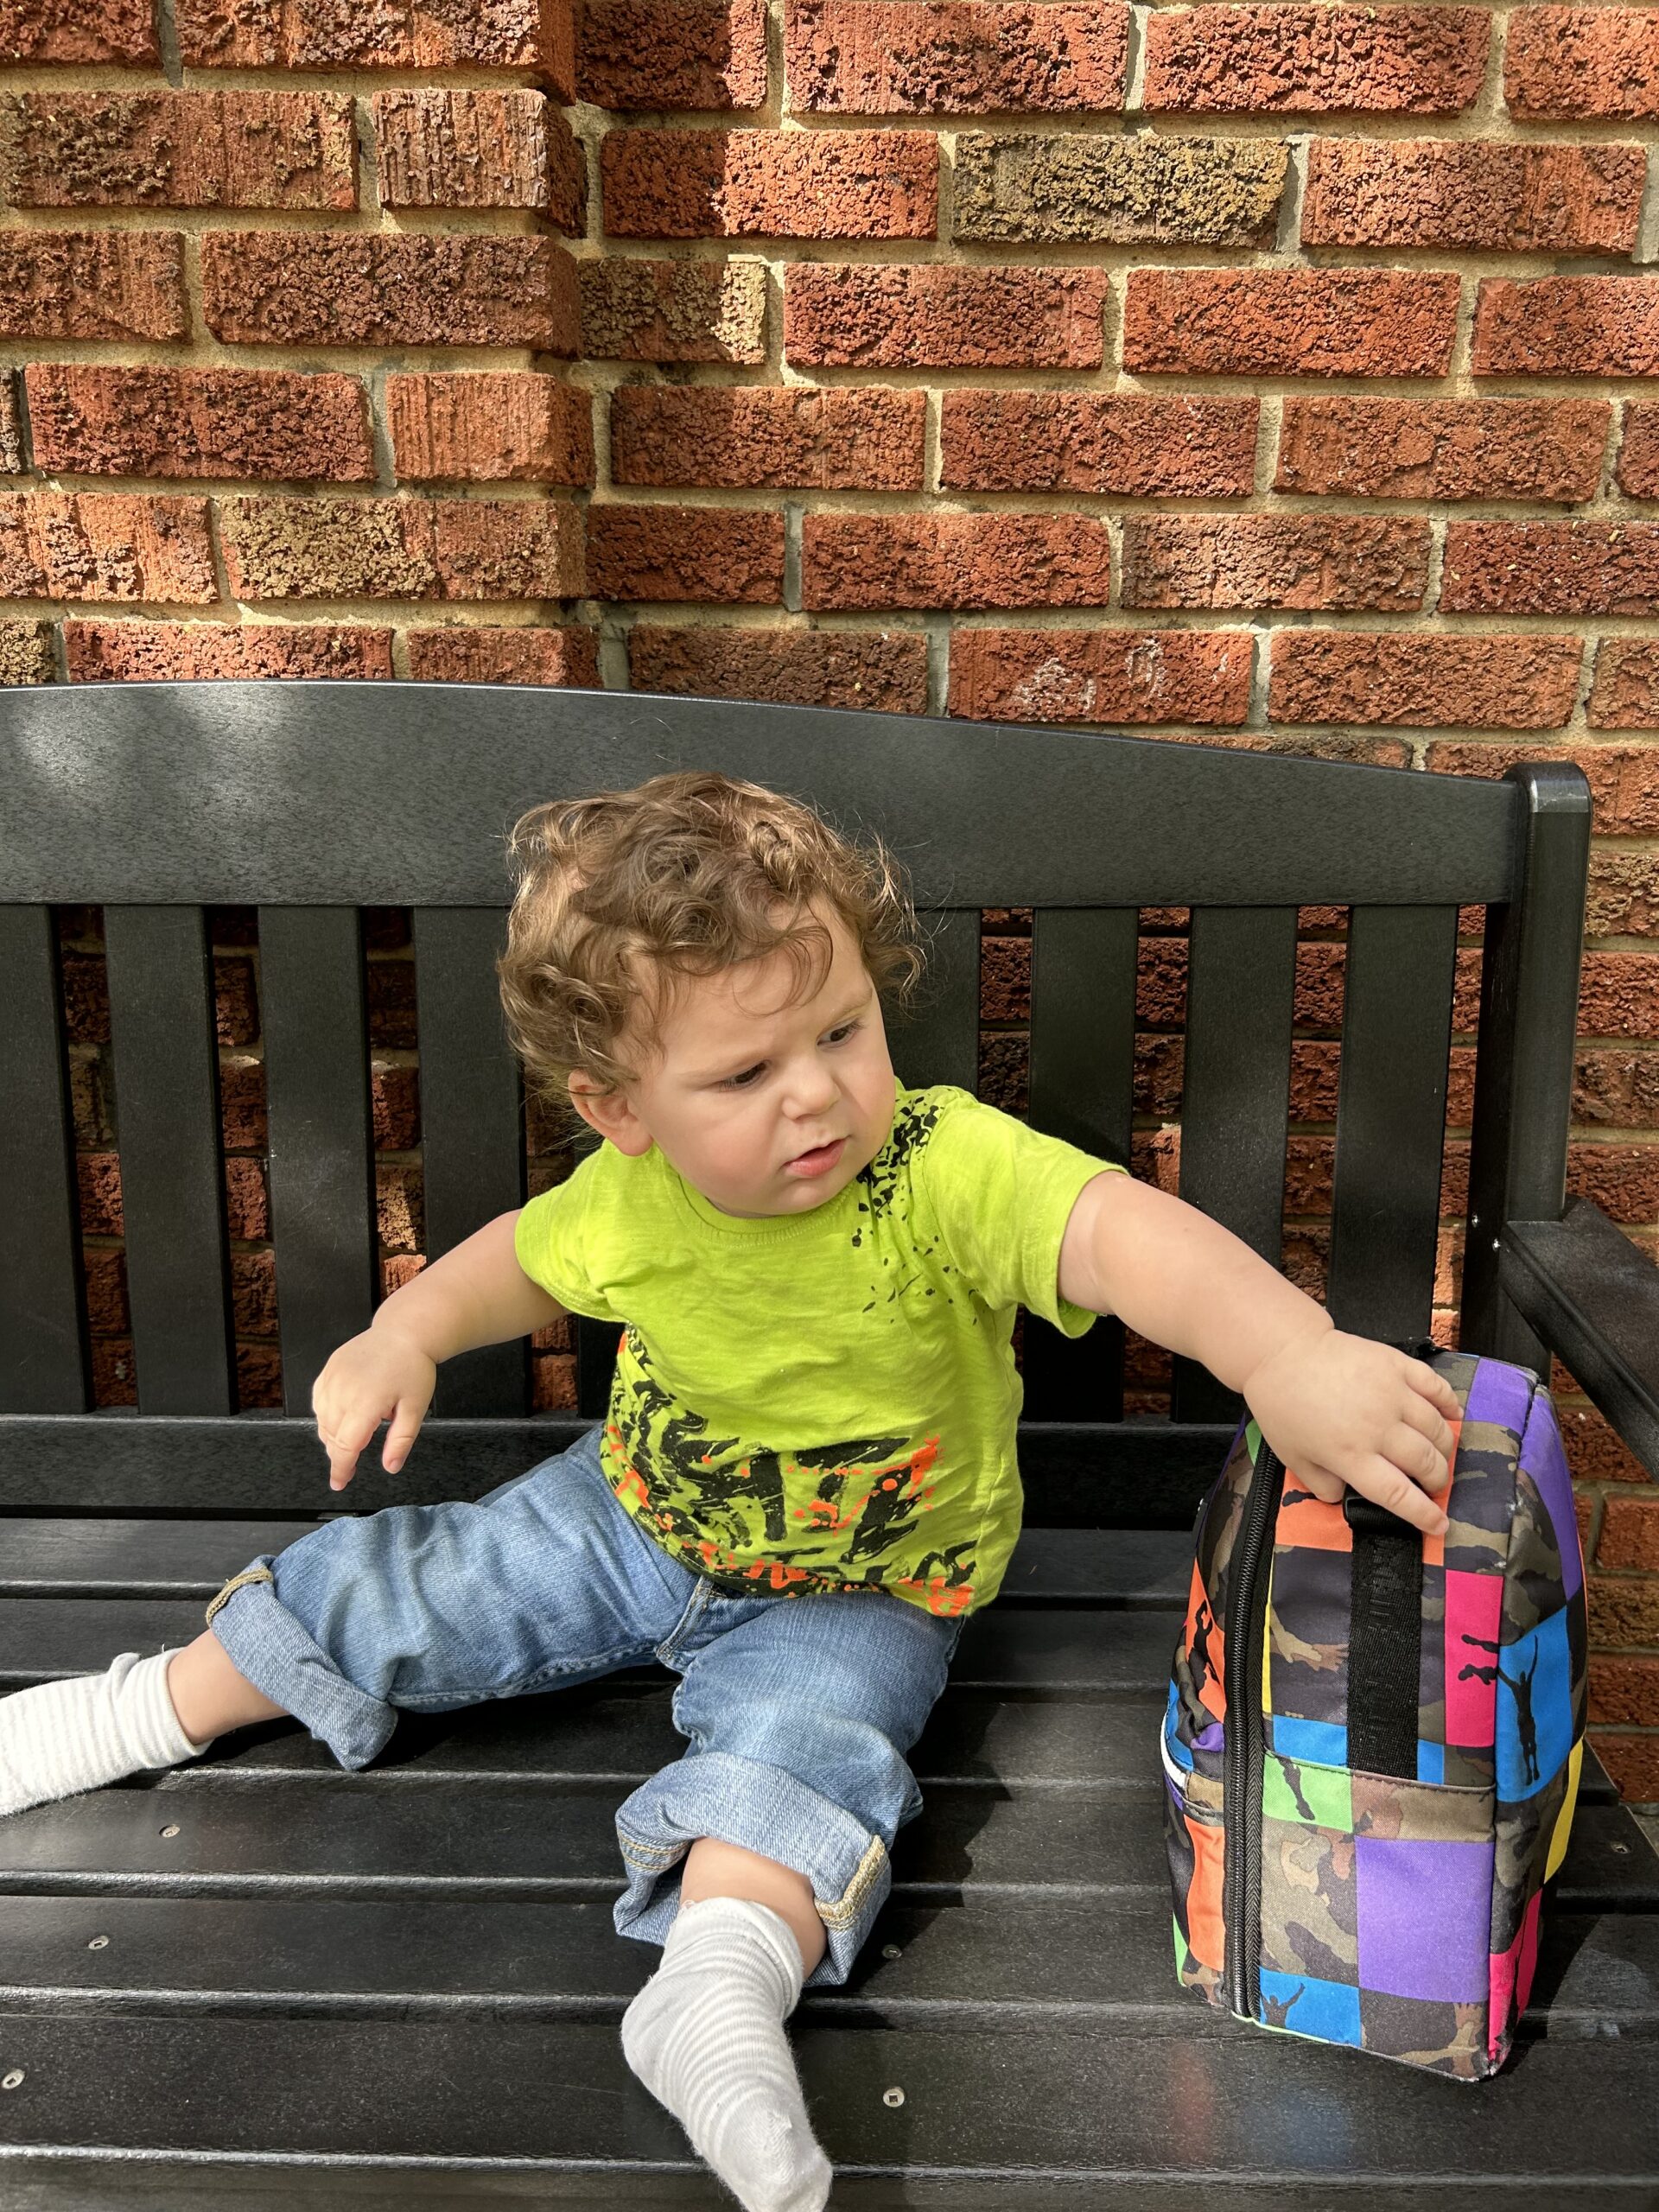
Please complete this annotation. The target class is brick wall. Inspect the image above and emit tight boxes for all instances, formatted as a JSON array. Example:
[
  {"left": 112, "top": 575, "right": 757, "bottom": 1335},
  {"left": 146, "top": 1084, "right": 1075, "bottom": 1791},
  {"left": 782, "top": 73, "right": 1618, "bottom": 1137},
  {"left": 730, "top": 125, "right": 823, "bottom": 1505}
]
[{"left": 3, "top": 2, "right": 1657, "bottom": 1790}]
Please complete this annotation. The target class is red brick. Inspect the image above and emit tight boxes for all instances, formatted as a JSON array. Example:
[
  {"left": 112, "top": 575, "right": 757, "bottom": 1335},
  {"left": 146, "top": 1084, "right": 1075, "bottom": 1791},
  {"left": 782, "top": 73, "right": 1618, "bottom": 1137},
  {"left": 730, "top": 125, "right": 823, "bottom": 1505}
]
[
  {"left": 200, "top": 232, "right": 578, "bottom": 354},
  {"left": 1426, "top": 742, "right": 1659, "bottom": 838},
  {"left": 803, "top": 512, "right": 1111, "bottom": 610},
  {"left": 1562, "top": 1399, "right": 1654, "bottom": 1484},
  {"left": 373, "top": 90, "right": 552, "bottom": 211},
  {"left": 26, "top": 365, "right": 373, "bottom": 482},
  {"left": 176, "top": 0, "right": 575, "bottom": 93},
  {"left": 1577, "top": 961, "right": 1659, "bottom": 1051},
  {"left": 219, "top": 498, "right": 437, "bottom": 601},
  {"left": 1, "top": 0, "right": 158, "bottom": 61},
  {"left": 1587, "top": 850, "right": 1659, "bottom": 937},
  {"left": 1122, "top": 270, "right": 1459, "bottom": 378},
  {"left": 940, "top": 391, "right": 1258, "bottom": 497},
  {"left": 953, "top": 131, "right": 1286, "bottom": 247},
  {"left": 786, "top": 0, "right": 1128, "bottom": 112},
  {"left": 1302, "top": 138, "right": 1644, "bottom": 254},
  {"left": 948, "top": 627, "right": 1251, "bottom": 726},
  {"left": 1506, "top": 8, "right": 1659, "bottom": 121},
  {"left": 1270, "top": 633, "right": 1583, "bottom": 730},
  {"left": 0, "top": 230, "right": 186, "bottom": 340},
  {"left": 0, "top": 619, "right": 54, "bottom": 684},
  {"left": 588, "top": 505, "right": 784, "bottom": 603},
  {"left": 609, "top": 386, "right": 925, "bottom": 491},
  {"left": 385, "top": 375, "right": 594, "bottom": 486},
  {"left": 1590, "top": 642, "right": 1659, "bottom": 730},
  {"left": 579, "top": 257, "right": 766, "bottom": 363},
  {"left": 544, "top": 108, "right": 585, "bottom": 234},
  {"left": 433, "top": 501, "right": 585, "bottom": 601},
  {"left": 581, "top": 0, "right": 766, "bottom": 108},
  {"left": 1442, "top": 522, "right": 1659, "bottom": 616},
  {"left": 629, "top": 623, "right": 929, "bottom": 712},
  {"left": 1276, "top": 397, "right": 1610, "bottom": 504},
  {"left": 785, "top": 263, "right": 1106, "bottom": 367},
  {"left": 0, "top": 377, "right": 18, "bottom": 475},
  {"left": 6, "top": 91, "right": 357, "bottom": 211},
  {"left": 1589, "top": 1657, "right": 1659, "bottom": 1728},
  {"left": 65, "top": 620, "right": 391, "bottom": 680},
  {"left": 1122, "top": 515, "right": 1429, "bottom": 612},
  {"left": 406, "top": 625, "right": 599, "bottom": 685},
  {"left": 1617, "top": 406, "right": 1659, "bottom": 500},
  {"left": 602, "top": 128, "right": 936, "bottom": 239},
  {"left": 0, "top": 493, "right": 214, "bottom": 603},
  {"left": 1575, "top": 1046, "right": 1659, "bottom": 1130},
  {"left": 1474, "top": 279, "right": 1659, "bottom": 379},
  {"left": 1143, "top": 4, "right": 1488, "bottom": 115},
  {"left": 1592, "top": 1731, "right": 1659, "bottom": 1804}
]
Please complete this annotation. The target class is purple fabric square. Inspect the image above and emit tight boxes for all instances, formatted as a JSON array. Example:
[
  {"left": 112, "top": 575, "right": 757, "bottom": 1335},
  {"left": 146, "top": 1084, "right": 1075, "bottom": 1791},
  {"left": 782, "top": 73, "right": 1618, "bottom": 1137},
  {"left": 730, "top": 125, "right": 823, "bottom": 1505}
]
[
  {"left": 1521, "top": 1399, "right": 1582, "bottom": 1599},
  {"left": 1355, "top": 1836, "right": 1493, "bottom": 2003},
  {"left": 1463, "top": 1360, "right": 1533, "bottom": 1440}
]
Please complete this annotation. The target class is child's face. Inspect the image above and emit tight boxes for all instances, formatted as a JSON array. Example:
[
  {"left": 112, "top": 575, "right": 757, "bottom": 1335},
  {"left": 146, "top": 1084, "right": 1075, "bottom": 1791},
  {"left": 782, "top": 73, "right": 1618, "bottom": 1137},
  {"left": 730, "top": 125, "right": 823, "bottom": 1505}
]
[{"left": 569, "top": 904, "right": 899, "bottom": 1219}]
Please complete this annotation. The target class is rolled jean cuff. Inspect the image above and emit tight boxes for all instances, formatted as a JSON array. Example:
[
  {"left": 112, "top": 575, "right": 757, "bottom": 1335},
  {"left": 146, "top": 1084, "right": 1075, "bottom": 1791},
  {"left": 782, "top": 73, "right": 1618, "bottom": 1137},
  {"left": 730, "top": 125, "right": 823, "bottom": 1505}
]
[
  {"left": 207, "top": 1558, "right": 397, "bottom": 1771},
  {"left": 613, "top": 1749, "right": 893, "bottom": 1990}
]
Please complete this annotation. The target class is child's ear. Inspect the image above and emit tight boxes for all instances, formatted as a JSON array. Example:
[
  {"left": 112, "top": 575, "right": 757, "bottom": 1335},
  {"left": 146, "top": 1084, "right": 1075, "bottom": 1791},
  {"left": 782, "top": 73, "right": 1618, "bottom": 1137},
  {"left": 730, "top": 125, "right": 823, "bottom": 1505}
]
[{"left": 568, "top": 1073, "right": 653, "bottom": 1157}]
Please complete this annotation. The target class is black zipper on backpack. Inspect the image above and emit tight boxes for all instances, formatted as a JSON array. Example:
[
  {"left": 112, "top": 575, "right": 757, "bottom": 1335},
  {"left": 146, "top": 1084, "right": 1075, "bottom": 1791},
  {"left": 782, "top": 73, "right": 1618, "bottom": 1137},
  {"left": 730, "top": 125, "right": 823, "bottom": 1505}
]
[{"left": 1223, "top": 1432, "right": 1287, "bottom": 2022}]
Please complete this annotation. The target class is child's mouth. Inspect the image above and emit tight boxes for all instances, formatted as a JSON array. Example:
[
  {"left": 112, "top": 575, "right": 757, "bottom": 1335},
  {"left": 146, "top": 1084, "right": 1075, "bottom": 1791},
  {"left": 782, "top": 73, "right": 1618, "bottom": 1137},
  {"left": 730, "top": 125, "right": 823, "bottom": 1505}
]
[{"left": 785, "top": 1138, "right": 845, "bottom": 1179}]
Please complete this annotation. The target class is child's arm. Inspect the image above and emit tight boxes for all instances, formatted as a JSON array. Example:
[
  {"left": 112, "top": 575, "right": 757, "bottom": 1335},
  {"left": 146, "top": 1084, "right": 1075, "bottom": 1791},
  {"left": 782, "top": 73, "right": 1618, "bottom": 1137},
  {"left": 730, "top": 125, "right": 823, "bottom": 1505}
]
[
  {"left": 314, "top": 1210, "right": 566, "bottom": 1492},
  {"left": 1058, "top": 1171, "right": 1460, "bottom": 1535}
]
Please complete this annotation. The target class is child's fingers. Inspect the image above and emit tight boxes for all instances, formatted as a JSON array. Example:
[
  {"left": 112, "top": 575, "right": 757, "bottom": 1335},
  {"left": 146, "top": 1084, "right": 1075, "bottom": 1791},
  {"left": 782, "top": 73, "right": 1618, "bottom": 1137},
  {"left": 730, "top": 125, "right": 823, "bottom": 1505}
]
[
  {"left": 1294, "top": 1461, "right": 1345, "bottom": 1503},
  {"left": 1352, "top": 1452, "right": 1449, "bottom": 1538},
  {"left": 1395, "top": 1395, "right": 1455, "bottom": 1490},
  {"left": 382, "top": 1401, "right": 424, "bottom": 1474},
  {"left": 1405, "top": 1357, "right": 1461, "bottom": 1424}
]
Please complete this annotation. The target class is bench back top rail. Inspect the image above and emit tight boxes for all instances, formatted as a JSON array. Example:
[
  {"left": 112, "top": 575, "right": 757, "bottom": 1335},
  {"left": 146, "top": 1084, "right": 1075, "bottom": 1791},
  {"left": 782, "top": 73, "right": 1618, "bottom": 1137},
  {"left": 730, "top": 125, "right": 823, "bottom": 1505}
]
[{"left": 0, "top": 683, "right": 1589, "bottom": 1522}]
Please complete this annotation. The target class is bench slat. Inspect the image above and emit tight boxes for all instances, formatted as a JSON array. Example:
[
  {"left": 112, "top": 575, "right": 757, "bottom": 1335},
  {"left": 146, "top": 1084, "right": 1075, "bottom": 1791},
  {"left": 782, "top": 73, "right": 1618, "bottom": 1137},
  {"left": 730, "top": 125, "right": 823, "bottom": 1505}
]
[
  {"left": 890, "top": 907, "right": 979, "bottom": 1095},
  {"left": 1326, "top": 905, "right": 1459, "bottom": 1342},
  {"left": 257, "top": 908, "right": 379, "bottom": 1417},
  {"left": 103, "top": 907, "right": 235, "bottom": 1416},
  {"left": 411, "top": 908, "right": 529, "bottom": 1420},
  {"left": 0, "top": 907, "right": 86, "bottom": 1414},
  {"left": 1173, "top": 906, "right": 1298, "bottom": 1425},
  {"left": 1023, "top": 907, "right": 1135, "bottom": 1422}
]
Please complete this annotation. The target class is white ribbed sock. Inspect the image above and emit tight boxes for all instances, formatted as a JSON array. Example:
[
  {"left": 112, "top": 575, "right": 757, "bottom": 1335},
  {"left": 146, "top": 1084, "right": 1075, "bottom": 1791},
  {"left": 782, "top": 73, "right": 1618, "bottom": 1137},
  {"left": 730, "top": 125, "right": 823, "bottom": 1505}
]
[
  {"left": 621, "top": 1896, "right": 831, "bottom": 2212},
  {"left": 0, "top": 1651, "right": 212, "bottom": 1817}
]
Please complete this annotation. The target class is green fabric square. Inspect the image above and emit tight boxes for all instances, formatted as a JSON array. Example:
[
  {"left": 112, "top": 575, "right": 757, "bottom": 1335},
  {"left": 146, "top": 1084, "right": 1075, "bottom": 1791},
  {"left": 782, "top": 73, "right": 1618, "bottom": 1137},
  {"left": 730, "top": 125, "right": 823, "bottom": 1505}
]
[{"left": 1263, "top": 1749, "right": 1353, "bottom": 1832}]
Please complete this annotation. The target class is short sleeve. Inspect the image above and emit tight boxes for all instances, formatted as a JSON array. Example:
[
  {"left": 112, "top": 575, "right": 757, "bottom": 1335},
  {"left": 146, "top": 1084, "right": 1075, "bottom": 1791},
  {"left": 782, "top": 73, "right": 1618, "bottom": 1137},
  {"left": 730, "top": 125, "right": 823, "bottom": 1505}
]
[
  {"left": 918, "top": 1090, "right": 1126, "bottom": 1339},
  {"left": 512, "top": 1150, "right": 626, "bottom": 1323}
]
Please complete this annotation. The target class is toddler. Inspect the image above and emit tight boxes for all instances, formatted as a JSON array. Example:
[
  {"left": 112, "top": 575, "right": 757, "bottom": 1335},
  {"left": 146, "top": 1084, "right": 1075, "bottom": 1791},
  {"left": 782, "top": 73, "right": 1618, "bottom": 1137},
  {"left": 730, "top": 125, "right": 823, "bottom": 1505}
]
[{"left": 0, "top": 770, "right": 1460, "bottom": 2211}]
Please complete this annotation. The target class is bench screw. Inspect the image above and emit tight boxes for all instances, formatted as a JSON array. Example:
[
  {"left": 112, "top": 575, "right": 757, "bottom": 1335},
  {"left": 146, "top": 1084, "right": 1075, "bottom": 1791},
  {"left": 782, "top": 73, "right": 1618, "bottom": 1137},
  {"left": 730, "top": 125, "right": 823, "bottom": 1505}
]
[
  {"left": 86, "top": 1936, "right": 109, "bottom": 1951},
  {"left": 159, "top": 1825, "right": 181, "bottom": 1840},
  {"left": 882, "top": 2088, "right": 905, "bottom": 2108},
  {"left": 1611, "top": 1840, "right": 1630, "bottom": 1856},
  {"left": 1, "top": 2072, "right": 22, "bottom": 2092},
  {"left": 881, "top": 1944, "right": 902, "bottom": 1960}
]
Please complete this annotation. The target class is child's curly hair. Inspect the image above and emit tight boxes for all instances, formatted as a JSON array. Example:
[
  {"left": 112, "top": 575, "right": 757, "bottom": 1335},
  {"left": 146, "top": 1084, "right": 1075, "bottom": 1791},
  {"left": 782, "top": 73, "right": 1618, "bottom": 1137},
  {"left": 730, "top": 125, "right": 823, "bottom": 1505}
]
[{"left": 497, "top": 770, "right": 926, "bottom": 1132}]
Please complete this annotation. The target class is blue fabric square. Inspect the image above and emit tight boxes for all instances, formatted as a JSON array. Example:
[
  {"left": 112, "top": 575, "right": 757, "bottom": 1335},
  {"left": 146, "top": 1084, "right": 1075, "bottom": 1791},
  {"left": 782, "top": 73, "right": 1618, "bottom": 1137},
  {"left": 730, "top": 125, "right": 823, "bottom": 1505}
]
[
  {"left": 1271, "top": 1715, "right": 1348, "bottom": 1767},
  {"left": 1496, "top": 1608, "right": 1573, "bottom": 1802},
  {"left": 1416, "top": 1738, "right": 1445, "bottom": 1784},
  {"left": 1259, "top": 1968, "right": 1363, "bottom": 2046},
  {"left": 1164, "top": 1681, "right": 1194, "bottom": 1771}
]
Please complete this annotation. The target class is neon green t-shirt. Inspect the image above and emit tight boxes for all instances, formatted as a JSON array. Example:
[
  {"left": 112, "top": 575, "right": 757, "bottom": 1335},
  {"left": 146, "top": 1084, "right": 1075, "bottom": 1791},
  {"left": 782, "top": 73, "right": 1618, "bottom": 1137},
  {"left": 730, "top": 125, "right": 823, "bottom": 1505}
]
[{"left": 513, "top": 1082, "right": 1124, "bottom": 1618}]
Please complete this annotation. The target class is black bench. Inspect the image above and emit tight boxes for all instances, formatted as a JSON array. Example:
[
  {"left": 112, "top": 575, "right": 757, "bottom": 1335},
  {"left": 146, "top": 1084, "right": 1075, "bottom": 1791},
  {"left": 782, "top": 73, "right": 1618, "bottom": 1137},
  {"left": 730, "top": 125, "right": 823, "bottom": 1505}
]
[{"left": 2, "top": 678, "right": 1657, "bottom": 2206}]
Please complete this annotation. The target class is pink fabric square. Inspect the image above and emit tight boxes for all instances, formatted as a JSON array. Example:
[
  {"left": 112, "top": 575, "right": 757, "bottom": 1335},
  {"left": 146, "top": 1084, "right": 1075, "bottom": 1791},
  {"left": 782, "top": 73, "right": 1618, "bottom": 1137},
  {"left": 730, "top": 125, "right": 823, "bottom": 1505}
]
[
  {"left": 1445, "top": 1568, "right": 1504, "bottom": 1747},
  {"left": 1487, "top": 1889, "right": 1541, "bottom": 2059}
]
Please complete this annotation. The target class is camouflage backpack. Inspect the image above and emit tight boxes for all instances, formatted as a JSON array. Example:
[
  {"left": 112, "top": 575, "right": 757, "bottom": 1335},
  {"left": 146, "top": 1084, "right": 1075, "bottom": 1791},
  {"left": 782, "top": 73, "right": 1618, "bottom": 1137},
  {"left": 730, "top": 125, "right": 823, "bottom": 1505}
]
[{"left": 1161, "top": 1345, "right": 1586, "bottom": 2080}]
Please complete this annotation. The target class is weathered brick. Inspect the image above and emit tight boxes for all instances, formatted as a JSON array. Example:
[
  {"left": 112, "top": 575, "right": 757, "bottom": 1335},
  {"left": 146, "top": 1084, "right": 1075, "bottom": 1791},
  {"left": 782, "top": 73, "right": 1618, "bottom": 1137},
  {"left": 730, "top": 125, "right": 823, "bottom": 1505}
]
[
  {"left": 786, "top": 264, "right": 1106, "bottom": 367},
  {"left": 373, "top": 90, "right": 551, "bottom": 211},
  {"left": 1578, "top": 958, "right": 1659, "bottom": 1050},
  {"left": 1616, "top": 405, "right": 1659, "bottom": 499},
  {"left": 1590, "top": 641, "right": 1659, "bottom": 730},
  {"left": 543, "top": 107, "right": 585, "bottom": 234},
  {"left": 1301, "top": 138, "right": 1644, "bottom": 254},
  {"left": 1442, "top": 522, "right": 1659, "bottom": 615},
  {"left": 602, "top": 128, "right": 936, "bottom": 239},
  {"left": 948, "top": 627, "right": 1251, "bottom": 726},
  {"left": 580, "top": 257, "right": 766, "bottom": 363},
  {"left": 433, "top": 500, "right": 585, "bottom": 600},
  {"left": 1474, "top": 279, "right": 1659, "bottom": 379},
  {"left": 0, "top": 618, "right": 53, "bottom": 683},
  {"left": 0, "top": 377, "right": 18, "bottom": 475},
  {"left": 630, "top": 623, "right": 929, "bottom": 713},
  {"left": 2, "top": 0, "right": 158, "bottom": 61},
  {"left": 941, "top": 392, "right": 1258, "bottom": 496},
  {"left": 201, "top": 232, "right": 578, "bottom": 354},
  {"left": 0, "top": 230, "right": 186, "bottom": 340},
  {"left": 1276, "top": 397, "right": 1610, "bottom": 504},
  {"left": 1122, "top": 270, "right": 1459, "bottom": 378},
  {"left": 1506, "top": 8, "right": 1659, "bottom": 121},
  {"left": 406, "top": 624, "right": 598, "bottom": 684},
  {"left": 1426, "top": 742, "right": 1659, "bottom": 838},
  {"left": 26, "top": 365, "right": 373, "bottom": 482},
  {"left": 1122, "top": 515, "right": 1428, "bottom": 613},
  {"left": 220, "top": 498, "right": 439, "bottom": 601},
  {"left": 802, "top": 512, "right": 1111, "bottom": 610},
  {"left": 6, "top": 91, "right": 356, "bottom": 211},
  {"left": 64, "top": 619, "right": 393, "bottom": 680},
  {"left": 1591, "top": 1572, "right": 1659, "bottom": 1650},
  {"left": 588, "top": 505, "right": 784, "bottom": 602},
  {"left": 1575, "top": 1046, "right": 1659, "bottom": 1130},
  {"left": 176, "top": 0, "right": 575, "bottom": 94},
  {"left": 953, "top": 130, "right": 1285, "bottom": 246},
  {"left": 1270, "top": 633, "right": 1583, "bottom": 729},
  {"left": 1589, "top": 1657, "right": 1659, "bottom": 1728},
  {"left": 0, "top": 493, "right": 215, "bottom": 603},
  {"left": 582, "top": 0, "right": 766, "bottom": 109},
  {"left": 786, "top": 0, "right": 1128, "bottom": 113},
  {"left": 385, "top": 374, "right": 594, "bottom": 486},
  {"left": 1563, "top": 1400, "right": 1654, "bottom": 1486},
  {"left": 1143, "top": 4, "right": 1488, "bottom": 114},
  {"left": 1586, "top": 850, "right": 1659, "bottom": 938},
  {"left": 610, "top": 386, "right": 925, "bottom": 490}
]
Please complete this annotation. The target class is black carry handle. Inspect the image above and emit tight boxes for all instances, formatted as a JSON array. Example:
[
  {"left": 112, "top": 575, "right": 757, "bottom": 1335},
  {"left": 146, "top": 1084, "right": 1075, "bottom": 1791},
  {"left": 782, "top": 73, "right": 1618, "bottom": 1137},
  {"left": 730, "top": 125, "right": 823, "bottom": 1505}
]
[{"left": 1344, "top": 1491, "right": 1424, "bottom": 1780}]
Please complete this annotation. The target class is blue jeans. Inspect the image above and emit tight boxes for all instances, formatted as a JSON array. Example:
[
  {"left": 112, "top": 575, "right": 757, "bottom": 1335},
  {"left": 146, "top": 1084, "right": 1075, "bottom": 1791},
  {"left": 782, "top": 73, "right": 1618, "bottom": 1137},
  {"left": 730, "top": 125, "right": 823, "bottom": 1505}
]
[{"left": 206, "top": 1423, "right": 963, "bottom": 1987}]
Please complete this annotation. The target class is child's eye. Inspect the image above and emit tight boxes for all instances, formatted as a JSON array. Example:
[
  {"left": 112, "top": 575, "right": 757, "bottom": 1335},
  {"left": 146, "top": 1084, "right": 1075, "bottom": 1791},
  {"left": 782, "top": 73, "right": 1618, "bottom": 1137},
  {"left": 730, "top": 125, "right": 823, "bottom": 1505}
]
[{"left": 719, "top": 1022, "right": 861, "bottom": 1090}]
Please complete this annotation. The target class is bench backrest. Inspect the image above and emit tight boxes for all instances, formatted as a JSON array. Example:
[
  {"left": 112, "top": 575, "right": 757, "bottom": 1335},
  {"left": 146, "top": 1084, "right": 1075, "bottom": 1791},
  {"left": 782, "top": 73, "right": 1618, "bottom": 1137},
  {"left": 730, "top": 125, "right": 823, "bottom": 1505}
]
[{"left": 0, "top": 681, "right": 1591, "bottom": 1527}]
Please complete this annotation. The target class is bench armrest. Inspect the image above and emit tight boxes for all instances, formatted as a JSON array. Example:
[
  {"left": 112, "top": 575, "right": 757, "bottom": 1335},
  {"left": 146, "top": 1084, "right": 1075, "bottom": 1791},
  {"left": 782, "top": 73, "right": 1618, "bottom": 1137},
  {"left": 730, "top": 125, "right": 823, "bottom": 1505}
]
[{"left": 1500, "top": 1198, "right": 1659, "bottom": 1476}]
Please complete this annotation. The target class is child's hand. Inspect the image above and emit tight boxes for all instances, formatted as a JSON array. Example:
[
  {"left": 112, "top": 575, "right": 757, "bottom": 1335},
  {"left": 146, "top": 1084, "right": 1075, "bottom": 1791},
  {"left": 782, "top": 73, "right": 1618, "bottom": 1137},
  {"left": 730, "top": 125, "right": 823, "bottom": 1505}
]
[
  {"left": 1241, "top": 1329, "right": 1461, "bottom": 1537},
  {"left": 311, "top": 1323, "right": 436, "bottom": 1493}
]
